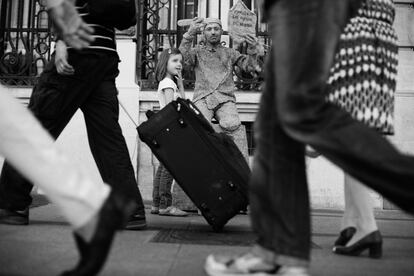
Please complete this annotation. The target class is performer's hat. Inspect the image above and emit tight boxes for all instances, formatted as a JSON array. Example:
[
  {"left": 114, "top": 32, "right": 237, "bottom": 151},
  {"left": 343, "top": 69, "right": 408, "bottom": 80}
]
[{"left": 204, "top": 18, "right": 222, "bottom": 28}]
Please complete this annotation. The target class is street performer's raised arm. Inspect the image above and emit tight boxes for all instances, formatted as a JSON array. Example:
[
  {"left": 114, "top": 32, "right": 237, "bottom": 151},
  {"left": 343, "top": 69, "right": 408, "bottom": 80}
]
[
  {"left": 179, "top": 17, "right": 204, "bottom": 68},
  {"left": 179, "top": 17, "right": 262, "bottom": 75}
]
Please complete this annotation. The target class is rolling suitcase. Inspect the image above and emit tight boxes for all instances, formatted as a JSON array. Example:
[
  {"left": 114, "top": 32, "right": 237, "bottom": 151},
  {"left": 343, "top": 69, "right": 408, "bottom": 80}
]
[{"left": 138, "top": 98, "right": 250, "bottom": 231}]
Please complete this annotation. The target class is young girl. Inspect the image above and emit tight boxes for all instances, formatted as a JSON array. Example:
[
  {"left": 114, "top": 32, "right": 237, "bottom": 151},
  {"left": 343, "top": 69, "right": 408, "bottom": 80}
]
[{"left": 151, "top": 48, "right": 188, "bottom": 217}]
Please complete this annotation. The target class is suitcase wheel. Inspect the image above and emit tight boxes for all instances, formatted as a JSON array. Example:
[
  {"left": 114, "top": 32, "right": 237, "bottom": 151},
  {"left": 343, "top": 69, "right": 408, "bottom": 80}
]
[
  {"left": 178, "top": 118, "right": 187, "bottom": 127},
  {"left": 212, "top": 224, "right": 224, "bottom": 232}
]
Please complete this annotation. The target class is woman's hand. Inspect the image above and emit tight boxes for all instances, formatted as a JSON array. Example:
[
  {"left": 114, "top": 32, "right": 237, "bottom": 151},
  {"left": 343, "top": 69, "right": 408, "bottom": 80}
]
[{"left": 55, "top": 40, "right": 75, "bottom": 75}]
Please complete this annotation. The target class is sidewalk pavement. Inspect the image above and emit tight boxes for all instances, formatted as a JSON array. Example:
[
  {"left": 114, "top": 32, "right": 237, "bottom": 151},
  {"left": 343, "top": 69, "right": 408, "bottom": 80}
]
[{"left": 0, "top": 202, "right": 413, "bottom": 276}]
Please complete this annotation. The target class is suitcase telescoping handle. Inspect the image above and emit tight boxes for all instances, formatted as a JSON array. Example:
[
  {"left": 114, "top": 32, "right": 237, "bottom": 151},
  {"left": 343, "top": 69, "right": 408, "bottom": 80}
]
[
  {"left": 173, "top": 99, "right": 200, "bottom": 115},
  {"left": 146, "top": 110, "right": 155, "bottom": 119},
  {"left": 172, "top": 99, "right": 215, "bottom": 133}
]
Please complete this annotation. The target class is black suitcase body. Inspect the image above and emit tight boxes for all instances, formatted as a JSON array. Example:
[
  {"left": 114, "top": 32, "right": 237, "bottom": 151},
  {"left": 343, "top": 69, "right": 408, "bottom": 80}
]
[{"left": 138, "top": 98, "right": 250, "bottom": 231}]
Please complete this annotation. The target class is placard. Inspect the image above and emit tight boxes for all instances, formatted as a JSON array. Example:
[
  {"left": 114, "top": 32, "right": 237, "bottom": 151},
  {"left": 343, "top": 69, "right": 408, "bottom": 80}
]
[{"left": 228, "top": 0, "right": 257, "bottom": 44}]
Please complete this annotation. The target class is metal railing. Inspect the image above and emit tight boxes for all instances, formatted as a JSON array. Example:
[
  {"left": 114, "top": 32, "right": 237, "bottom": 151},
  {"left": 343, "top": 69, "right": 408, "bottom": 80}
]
[
  {"left": 135, "top": 0, "right": 270, "bottom": 91},
  {"left": 0, "top": 0, "right": 53, "bottom": 86}
]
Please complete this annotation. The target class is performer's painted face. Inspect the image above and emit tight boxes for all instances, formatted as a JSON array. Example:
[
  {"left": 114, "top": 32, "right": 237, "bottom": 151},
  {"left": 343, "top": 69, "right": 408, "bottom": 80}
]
[
  {"left": 204, "top": 23, "right": 222, "bottom": 45},
  {"left": 167, "top": 54, "right": 183, "bottom": 77}
]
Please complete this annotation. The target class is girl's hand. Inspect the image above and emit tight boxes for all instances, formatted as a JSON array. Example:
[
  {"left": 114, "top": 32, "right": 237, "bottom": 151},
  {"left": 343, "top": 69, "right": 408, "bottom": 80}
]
[
  {"left": 176, "top": 69, "right": 184, "bottom": 84},
  {"left": 55, "top": 40, "right": 75, "bottom": 75},
  {"left": 175, "top": 70, "right": 186, "bottom": 99}
]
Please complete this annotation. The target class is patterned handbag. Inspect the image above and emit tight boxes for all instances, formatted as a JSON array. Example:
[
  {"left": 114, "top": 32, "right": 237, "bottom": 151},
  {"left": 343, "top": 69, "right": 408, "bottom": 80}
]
[{"left": 326, "top": 0, "right": 398, "bottom": 135}]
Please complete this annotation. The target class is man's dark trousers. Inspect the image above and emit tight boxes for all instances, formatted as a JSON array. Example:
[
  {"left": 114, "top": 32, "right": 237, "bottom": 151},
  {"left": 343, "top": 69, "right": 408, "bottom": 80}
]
[
  {"left": 0, "top": 50, "right": 145, "bottom": 216},
  {"left": 249, "top": 0, "right": 414, "bottom": 265}
]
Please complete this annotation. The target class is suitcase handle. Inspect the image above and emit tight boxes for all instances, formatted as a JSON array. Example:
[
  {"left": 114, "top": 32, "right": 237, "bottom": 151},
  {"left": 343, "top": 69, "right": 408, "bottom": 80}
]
[
  {"left": 173, "top": 99, "right": 215, "bottom": 133},
  {"left": 146, "top": 110, "right": 156, "bottom": 119}
]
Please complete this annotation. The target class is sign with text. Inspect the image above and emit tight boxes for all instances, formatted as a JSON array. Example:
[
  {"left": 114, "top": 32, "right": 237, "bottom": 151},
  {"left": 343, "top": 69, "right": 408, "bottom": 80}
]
[{"left": 228, "top": 0, "right": 257, "bottom": 44}]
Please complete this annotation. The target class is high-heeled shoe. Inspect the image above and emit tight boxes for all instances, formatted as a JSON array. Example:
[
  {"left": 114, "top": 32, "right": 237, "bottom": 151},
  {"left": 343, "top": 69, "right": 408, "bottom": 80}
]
[
  {"left": 61, "top": 190, "right": 136, "bottom": 276},
  {"left": 334, "top": 227, "right": 356, "bottom": 246},
  {"left": 333, "top": 230, "right": 383, "bottom": 259}
]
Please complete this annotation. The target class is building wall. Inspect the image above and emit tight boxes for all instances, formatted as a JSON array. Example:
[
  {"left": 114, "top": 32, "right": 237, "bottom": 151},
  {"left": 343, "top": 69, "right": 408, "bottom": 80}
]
[
  {"left": 137, "top": 1, "right": 414, "bottom": 210},
  {"left": 0, "top": 40, "right": 141, "bottom": 194},
  {"left": 1, "top": 2, "right": 413, "bottom": 210}
]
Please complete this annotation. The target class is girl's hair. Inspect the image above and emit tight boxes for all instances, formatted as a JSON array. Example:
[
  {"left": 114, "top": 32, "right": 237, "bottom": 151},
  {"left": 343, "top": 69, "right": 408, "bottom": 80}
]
[{"left": 155, "top": 48, "right": 182, "bottom": 82}]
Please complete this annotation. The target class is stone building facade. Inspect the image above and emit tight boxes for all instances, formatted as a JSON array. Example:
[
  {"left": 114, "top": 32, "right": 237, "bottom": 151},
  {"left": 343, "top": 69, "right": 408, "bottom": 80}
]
[{"left": 1, "top": 0, "right": 413, "bottom": 210}]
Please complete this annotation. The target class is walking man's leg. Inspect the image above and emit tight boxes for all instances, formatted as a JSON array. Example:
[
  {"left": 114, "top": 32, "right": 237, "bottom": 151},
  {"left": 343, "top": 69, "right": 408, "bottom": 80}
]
[
  {"left": 205, "top": 0, "right": 414, "bottom": 274},
  {"left": 205, "top": 48, "right": 310, "bottom": 276},
  {"left": 271, "top": 0, "right": 414, "bottom": 213},
  {"left": 0, "top": 90, "right": 136, "bottom": 276},
  {"left": 249, "top": 51, "right": 311, "bottom": 268},
  {"left": 81, "top": 74, "right": 146, "bottom": 230},
  {"left": 0, "top": 56, "right": 92, "bottom": 224},
  {"left": 0, "top": 90, "right": 109, "bottom": 228}
]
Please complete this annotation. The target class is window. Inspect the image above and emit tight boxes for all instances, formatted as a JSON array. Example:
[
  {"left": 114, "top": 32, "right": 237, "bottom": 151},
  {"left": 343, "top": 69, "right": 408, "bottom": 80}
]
[
  {"left": 0, "top": 0, "right": 53, "bottom": 86},
  {"left": 136, "top": 0, "right": 270, "bottom": 90}
]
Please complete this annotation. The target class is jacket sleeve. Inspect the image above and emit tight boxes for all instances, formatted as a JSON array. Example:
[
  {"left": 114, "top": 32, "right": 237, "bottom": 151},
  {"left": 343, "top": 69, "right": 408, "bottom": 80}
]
[
  {"left": 231, "top": 48, "right": 259, "bottom": 74},
  {"left": 179, "top": 33, "right": 197, "bottom": 69}
]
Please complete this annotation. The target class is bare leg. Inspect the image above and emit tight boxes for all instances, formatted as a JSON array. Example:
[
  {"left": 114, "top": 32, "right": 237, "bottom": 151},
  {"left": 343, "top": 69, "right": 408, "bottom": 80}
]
[
  {"left": 343, "top": 174, "right": 378, "bottom": 246},
  {"left": 341, "top": 175, "right": 357, "bottom": 230}
]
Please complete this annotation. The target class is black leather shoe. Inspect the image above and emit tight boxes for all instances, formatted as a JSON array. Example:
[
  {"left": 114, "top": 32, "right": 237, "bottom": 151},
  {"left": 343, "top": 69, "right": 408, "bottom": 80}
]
[
  {"left": 333, "top": 230, "right": 382, "bottom": 259},
  {"left": 61, "top": 191, "right": 136, "bottom": 276},
  {"left": 0, "top": 207, "right": 29, "bottom": 225},
  {"left": 334, "top": 227, "right": 356, "bottom": 246},
  {"left": 125, "top": 213, "right": 147, "bottom": 230}
]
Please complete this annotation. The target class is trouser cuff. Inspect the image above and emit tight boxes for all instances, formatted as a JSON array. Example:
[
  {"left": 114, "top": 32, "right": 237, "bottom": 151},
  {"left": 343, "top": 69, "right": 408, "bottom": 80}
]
[{"left": 252, "top": 244, "right": 310, "bottom": 268}]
